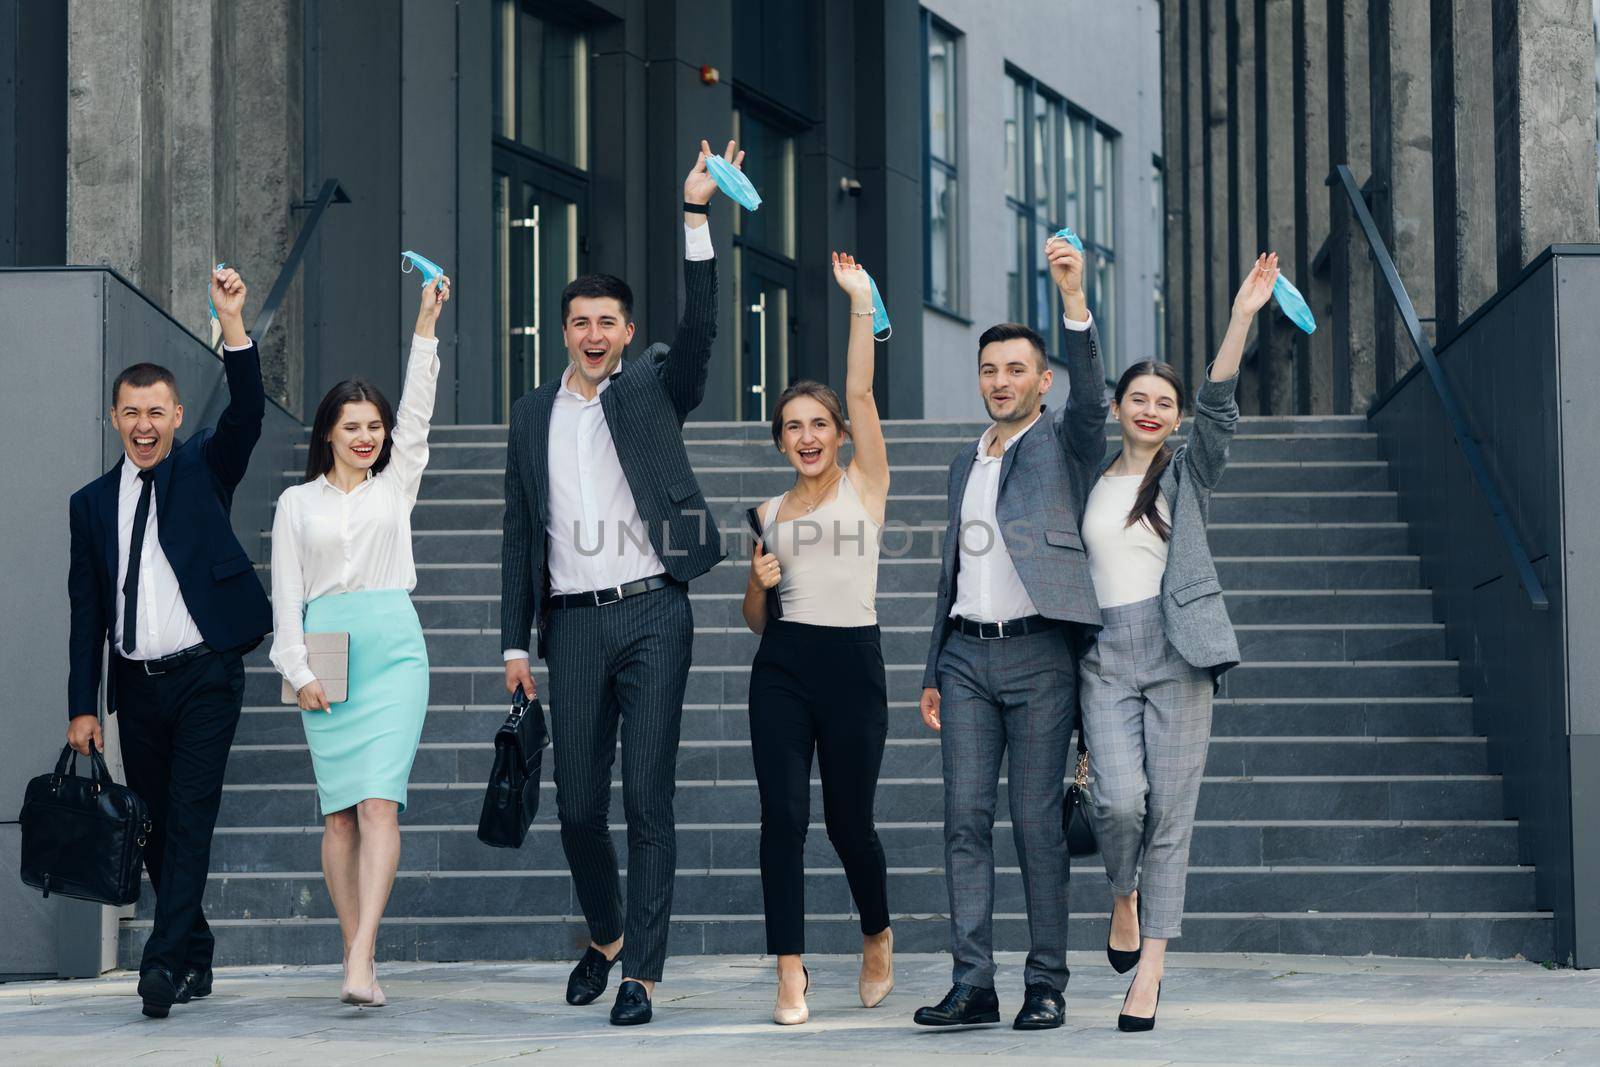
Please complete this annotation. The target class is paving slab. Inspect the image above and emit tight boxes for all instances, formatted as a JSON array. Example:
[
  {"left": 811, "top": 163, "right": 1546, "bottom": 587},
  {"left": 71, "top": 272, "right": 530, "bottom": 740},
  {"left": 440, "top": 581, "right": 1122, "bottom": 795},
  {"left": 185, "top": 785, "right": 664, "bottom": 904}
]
[{"left": 1, "top": 952, "right": 1594, "bottom": 1064}]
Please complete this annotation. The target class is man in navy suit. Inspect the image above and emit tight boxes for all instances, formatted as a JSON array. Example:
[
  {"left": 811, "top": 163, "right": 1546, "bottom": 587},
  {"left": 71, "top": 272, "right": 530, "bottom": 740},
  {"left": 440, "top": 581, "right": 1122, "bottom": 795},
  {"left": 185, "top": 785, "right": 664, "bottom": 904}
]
[{"left": 66, "top": 267, "right": 273, "bottom": 1019}]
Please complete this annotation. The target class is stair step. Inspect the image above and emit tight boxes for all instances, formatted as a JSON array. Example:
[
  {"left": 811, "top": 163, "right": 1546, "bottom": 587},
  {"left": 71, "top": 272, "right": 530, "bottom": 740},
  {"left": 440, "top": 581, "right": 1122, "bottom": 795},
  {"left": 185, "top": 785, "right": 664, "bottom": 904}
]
[
  {"left": 118, "top": 911, "right": 1555, "bottom": 967},
  {"left": 221, "top": 736, "right": 1487, "bottom": 785},
  {"left": 215, "top": 775, "right": 1508, "bottom": 827},
  {"left": 135, "top": 865, "right": 1538, "bottom": 922},
  {"left": 206, "top": 819, "right": 1524, "bottom": 872},
  {"left": 232, "top": 698, "right": 1477, "bottom": 745}
]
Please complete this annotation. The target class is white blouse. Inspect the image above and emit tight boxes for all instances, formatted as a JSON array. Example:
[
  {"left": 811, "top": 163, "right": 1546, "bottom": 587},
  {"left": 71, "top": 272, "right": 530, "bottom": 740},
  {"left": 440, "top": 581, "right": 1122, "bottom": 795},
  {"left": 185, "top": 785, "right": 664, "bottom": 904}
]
[
  {"left": 270, "top": 335, "right": 439, "bottom": 692},
  {"left": 1082, "top": 473, "right": 1171, "bottom": 609}
]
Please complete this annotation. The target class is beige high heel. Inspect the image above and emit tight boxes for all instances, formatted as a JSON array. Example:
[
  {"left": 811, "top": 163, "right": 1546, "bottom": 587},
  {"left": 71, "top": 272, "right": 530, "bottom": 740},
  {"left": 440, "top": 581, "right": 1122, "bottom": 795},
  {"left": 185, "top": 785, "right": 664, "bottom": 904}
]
[
  {"left": 858, "top": 928, "right": 894, "bottom": 1008},
  {"left": 773, "top": 965, "right": 810, "bottom": 1025}
]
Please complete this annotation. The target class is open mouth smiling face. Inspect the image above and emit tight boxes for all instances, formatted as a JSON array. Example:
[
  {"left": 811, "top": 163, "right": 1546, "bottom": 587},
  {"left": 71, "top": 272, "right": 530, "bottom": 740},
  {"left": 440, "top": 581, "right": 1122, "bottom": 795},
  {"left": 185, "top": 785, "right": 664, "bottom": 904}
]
[
  {"left": 331, "top": 400, "right": 387, "bottom": 472},
  {"left": 564, "top": 295, "right": 636, "bottom": 385},
  {"left": 1114, "top": 373, "right": 1182, "bottom": 444},
  {"left": 111, "top": 382, "right": 183, "bottom": 470},
  {"left": 778, "top": 395, "right": 844, "bottom": 476}
]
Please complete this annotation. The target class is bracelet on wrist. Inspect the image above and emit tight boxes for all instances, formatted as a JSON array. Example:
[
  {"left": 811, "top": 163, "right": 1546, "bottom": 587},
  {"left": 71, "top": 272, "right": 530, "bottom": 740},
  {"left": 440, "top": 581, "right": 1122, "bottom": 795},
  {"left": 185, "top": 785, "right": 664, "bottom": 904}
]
[{"left": 683, "top": 201, "right": 709, "bottom": 215}]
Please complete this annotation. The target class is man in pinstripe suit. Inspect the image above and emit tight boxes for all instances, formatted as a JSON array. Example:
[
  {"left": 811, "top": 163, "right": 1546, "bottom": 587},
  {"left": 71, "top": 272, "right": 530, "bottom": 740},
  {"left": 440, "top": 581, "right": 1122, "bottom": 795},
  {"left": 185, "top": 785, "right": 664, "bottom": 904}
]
[
  {"left": 501, "top": 140, "right": 740, "bottom": 1026},
  {"left": 913, "top": 236, "right": 1108, "bottom": 1031}
]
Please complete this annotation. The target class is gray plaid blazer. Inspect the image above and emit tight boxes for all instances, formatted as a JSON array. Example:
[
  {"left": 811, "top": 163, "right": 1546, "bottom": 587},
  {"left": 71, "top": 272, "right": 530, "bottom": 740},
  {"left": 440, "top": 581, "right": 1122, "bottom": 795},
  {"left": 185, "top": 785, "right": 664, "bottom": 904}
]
[
  {"left": 501, "top": 257, "right": 724, "bottom": 658},
  {"left": 1092, "top": 369, "right": 1242, "bottom": 677},
  {"left": 921, "top": 322, "right": 1110, "bottom": 689}
]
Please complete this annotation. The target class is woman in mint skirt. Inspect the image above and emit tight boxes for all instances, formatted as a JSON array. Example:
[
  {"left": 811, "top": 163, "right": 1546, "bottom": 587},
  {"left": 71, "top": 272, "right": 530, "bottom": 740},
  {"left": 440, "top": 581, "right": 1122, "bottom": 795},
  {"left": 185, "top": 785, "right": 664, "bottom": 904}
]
[{"left": 269, "top": 275, "right": 449, "bottom": 1006}]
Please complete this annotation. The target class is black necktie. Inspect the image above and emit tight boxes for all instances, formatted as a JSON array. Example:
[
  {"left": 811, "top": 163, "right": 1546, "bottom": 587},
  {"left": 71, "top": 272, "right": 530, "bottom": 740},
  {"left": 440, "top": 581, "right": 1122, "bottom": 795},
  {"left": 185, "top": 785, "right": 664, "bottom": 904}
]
[{"left": 122, "top": 468, "right": 156, "bottom": 655}]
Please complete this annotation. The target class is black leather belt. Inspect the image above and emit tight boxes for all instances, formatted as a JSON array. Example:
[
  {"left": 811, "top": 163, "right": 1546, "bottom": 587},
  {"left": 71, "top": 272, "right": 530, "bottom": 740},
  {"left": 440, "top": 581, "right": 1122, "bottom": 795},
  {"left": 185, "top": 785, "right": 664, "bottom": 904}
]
[
  {"left": 118, "top": 642, "right": 213, "bottom": 676},
  {"left": 547, "top": 574, "right": 683, "bottom": 610},
  {"left": 953, "top": 614, "right": 1061, "bottom": 640}
]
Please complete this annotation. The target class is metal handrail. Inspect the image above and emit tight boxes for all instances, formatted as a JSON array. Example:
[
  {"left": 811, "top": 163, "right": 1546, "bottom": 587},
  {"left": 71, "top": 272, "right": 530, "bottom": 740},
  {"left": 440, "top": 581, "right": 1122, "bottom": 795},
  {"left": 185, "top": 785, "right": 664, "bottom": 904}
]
[
  {"left": 1327, "top": 163, "right": 1549, "bottom": 610},
  {"left": 237, "top": 177, "right": 350, "bottom": 351}
]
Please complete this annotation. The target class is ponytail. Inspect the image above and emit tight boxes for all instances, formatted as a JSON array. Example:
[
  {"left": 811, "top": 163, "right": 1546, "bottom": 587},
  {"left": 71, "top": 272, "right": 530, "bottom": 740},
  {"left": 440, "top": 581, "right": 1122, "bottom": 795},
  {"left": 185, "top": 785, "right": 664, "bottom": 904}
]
[{"left": 1127, "top": 443, "right": 1175, "bottom": 541}]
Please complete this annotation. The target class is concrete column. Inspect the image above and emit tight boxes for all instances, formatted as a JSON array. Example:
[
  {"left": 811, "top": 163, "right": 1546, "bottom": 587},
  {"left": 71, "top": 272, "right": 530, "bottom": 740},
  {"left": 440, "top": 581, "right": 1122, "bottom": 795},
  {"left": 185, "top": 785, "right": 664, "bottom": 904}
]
[
  {"left": 166, "top": 0, "right": 220, "bottom": 337},
  {"left": 1432, "top": 0, "right": 1498, "bottom": 335},
  {"left": 1295, "top": 0, "right": 1333, "bottom": 412},
  {"left": 1229, "top": 0, "right": 1261, "bottom": 412},
  {"left": 1161, "top": 0, "right": 1187, "bottom": 372},
  {"left": 1375, "top": 0, "right": 1433, "bottom": 381},
  {"left": 1258, "top": 0, "right": 1298, "bottom": 413},
  {"left": 1491, "top": 0, "right": 1600, "bottom": 286},
  {"left": 1327, "top": 0, "right": 1375, "bottom": 413}
]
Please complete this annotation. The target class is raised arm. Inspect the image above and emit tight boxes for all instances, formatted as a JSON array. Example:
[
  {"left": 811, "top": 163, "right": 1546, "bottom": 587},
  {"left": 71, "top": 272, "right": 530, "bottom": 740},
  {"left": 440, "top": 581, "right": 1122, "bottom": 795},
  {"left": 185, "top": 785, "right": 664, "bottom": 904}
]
[
  {"left": 204, "top": 266, "right": 266, "bottom": 490},
  {"left": 832, "top": 252, "right": 889, "bottom": 517},
  {"left": 1186, "top": 253, "right": 1276, "bottom": 490},
  {"left": 382, "top": 277, "right": 449, "bottom": 504},
  {"left": 1046, "top": 236, "right": 1109, "bottom": 468},
  {"left": 658, "top": 139, "right": 739, "bottom": 418}
]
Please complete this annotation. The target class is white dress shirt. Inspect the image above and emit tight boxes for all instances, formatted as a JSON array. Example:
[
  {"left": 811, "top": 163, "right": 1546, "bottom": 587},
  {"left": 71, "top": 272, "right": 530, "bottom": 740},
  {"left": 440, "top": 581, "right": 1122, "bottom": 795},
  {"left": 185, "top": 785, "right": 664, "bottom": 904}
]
[
  {"left": 504, "top": 222, "right": 713, "bottom": 662},
  {"left": 948, "top": 310, "right": 1094, "bottom": 623},
  {"left": 270, "top": 335, "right": 440, "bottom": 692},
  {"left": 114, "top": 459, "right": 204, "bottom": 660}
]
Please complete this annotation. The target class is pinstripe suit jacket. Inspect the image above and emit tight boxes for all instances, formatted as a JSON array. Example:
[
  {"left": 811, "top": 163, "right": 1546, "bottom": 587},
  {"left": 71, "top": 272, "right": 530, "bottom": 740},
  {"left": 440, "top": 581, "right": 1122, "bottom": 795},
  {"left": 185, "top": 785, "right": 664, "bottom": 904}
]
[
  {"left": 1091, "top": 369, "right": 1241, "bottom": 677},
  {"left": 921, "top": 322, "right": 1110, "bottom": 689},
  {"left": 501, "top": 257, "right": 724, "bottom": 658}
]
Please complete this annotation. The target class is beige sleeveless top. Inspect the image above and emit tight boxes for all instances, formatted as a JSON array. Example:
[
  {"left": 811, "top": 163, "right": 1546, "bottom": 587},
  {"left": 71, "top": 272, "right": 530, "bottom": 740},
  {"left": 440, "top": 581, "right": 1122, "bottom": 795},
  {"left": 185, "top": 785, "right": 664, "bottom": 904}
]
[{"left": 760, "top": 468, "right": 880, "bottom": 627}]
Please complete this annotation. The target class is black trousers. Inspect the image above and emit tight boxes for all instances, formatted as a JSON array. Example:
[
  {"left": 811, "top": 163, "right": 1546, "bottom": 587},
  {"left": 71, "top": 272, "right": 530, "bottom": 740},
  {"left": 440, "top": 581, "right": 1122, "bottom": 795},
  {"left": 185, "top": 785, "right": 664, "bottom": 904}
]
[
  {"left": 114, "top": 648, "right": 245, "bottom": 976},
  {"left": 748, "top": 619, "right": 891, "bottom": 955},
  {"left": 543, "top": 585, "right": 693, "bottom": 982}
]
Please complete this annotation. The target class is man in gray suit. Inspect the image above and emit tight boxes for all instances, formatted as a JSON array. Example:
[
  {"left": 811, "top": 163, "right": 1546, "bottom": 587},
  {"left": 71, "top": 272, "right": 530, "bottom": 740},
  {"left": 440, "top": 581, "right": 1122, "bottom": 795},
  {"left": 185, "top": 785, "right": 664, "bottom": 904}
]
[
  {"left": 501, "top": 140, "right": 741, "bottom": 1027},
  {"left": 913, "top": 237, "right": 1107, "bottom": 1031}
]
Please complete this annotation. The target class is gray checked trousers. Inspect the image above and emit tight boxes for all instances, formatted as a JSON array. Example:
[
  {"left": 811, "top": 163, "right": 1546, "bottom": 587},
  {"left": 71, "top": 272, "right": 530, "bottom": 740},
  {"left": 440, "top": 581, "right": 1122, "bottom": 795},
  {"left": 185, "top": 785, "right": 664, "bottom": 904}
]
[
  {"left": 936, "top": 627, "right": 1078, "bottom": 992},
  {"left": 543, "top": 585, "right": 694, "bottom": 982},
  {"left": 1078, "top": 595, "right": 1214, "bottom": 940}
]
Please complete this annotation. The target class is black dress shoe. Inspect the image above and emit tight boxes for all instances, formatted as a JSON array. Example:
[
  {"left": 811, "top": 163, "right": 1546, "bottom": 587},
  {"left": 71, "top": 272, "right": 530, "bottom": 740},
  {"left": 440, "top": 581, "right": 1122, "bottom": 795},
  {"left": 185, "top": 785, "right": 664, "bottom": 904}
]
[
  {"left": 137, "top": 966, "right": 180, "bottom": 1019},
  {"left": 1118, "top": 980, "right": 1161, "bottom": 1032},
  {"left": 912, "top": 982, "right": 1001, "bottom": 1026},
  {"left": 175, "top": 967, "right": 214, "bottom": 1004},
  {"left": 610, "top": 979, "right": 653, "bottom": 1026},
  {"left": 1107, "top": 895, "right": 1143, "bottom": 974},
  {"left": 566, "top": 946, "right": 620, "bottom": 1006},
  {"left": 1012, "top": 982, "right": 1065, "bottom": 1030}
]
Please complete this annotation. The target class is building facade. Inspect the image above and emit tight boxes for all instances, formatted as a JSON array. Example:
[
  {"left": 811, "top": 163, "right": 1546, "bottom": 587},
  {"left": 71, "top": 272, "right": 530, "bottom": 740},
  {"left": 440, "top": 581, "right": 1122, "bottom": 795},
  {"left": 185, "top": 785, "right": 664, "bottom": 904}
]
[{"left": 4, "top": 0, "right": 1160, "bottom": 425}]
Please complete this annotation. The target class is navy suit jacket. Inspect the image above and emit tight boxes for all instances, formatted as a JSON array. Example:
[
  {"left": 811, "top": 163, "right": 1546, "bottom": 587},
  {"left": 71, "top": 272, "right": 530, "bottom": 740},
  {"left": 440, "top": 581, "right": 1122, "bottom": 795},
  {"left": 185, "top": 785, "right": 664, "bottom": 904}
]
[{"left": 67, "top": 342, "right": 274, "bottom": 718}]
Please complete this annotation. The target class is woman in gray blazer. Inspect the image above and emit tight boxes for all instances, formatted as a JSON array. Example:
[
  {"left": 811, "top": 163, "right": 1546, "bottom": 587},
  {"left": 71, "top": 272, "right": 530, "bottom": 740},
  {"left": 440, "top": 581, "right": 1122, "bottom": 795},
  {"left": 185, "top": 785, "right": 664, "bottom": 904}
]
[{"left": 1078, "top": 253, "right": 1280, "bottom": 1032}]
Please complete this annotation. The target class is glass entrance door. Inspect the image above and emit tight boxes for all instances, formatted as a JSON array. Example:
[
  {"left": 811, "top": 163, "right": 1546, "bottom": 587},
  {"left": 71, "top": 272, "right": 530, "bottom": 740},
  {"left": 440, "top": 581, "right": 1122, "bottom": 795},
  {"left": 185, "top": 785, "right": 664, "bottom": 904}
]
[
  {"left": 737, "top": 250, "right": 793, "bottom": 422},
  {"left": 493, "top": 153, "right": 584, "bottom": 418}
]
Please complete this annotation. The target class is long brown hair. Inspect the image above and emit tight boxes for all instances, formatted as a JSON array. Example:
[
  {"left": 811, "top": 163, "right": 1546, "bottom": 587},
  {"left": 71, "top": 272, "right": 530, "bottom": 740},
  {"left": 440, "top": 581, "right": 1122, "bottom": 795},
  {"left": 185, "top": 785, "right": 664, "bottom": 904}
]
[
  {"left": 770, "top": 380, "right": 849, "bottom": 448},
  {"left": 1113, "top": 360, "right": 1187, "bottom": 542}
]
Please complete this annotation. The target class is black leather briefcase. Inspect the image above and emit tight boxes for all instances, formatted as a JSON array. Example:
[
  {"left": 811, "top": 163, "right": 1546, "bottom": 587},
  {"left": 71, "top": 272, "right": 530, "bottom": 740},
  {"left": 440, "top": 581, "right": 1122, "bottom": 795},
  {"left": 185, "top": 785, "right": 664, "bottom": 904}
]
[
  {"left": 19, "top": 745, "right": 151, "bottom": 906},
  {"left": 477, "top": 688, "right": 550, "bottom": 849}
]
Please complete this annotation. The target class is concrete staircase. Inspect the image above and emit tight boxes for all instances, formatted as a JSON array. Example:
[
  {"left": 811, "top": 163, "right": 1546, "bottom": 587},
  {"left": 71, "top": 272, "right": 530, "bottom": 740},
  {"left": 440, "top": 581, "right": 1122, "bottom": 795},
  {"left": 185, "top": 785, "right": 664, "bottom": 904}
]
[{"left": 120, "top": 417, "right": 1556, "bottom": 965}]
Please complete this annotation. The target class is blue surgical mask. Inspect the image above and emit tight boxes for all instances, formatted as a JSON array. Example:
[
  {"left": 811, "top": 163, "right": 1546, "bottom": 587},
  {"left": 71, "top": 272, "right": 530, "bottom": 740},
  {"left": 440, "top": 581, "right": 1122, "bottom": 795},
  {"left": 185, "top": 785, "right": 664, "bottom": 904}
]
[
  {"left": 1052, "top": 226, "right": 1085, "bottom": 252},
  {"left": 1273, "top": 273, "right": 1317, "bottom": 334},
  {"left": 865, "top": 271, "right": 892, "bottom": 341},
  {"left": 207, "top": 262, "right": 226, "bottom": 320},
  {"left": 401, "top": 250, "right": 447, "bottom": 290},
  {"left": 706, "top": 155, "right": 762, "bottom": 212}
]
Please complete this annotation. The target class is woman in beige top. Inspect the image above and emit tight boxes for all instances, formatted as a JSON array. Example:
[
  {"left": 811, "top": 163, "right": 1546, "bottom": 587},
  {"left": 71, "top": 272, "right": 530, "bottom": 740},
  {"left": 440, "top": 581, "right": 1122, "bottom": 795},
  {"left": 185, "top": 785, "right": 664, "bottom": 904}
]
[{"left": 743, "top": 252, "right": 893, "bottom": 1025}]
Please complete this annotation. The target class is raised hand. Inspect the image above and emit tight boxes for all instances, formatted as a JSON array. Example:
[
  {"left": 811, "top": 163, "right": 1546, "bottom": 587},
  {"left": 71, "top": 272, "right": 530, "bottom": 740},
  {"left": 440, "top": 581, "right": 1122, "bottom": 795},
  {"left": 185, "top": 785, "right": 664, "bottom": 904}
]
[
  {"left": 684, "top": 139, "right": 744, "bottom": 206},
  {"left": 832, "top": 251, "right": 873, "bottom": 309},
  {"left": 1046, "top": 236, "right": 1085, "bottom": 297},
  {"left": 416, "top": 274, "right": 451, "bottom": 339},
  {"left": 1232, "top": 252, "right": 1279, "bottom": 320},
  {"left": 210, "top": 266, "right": 247, "bottom": 322}
]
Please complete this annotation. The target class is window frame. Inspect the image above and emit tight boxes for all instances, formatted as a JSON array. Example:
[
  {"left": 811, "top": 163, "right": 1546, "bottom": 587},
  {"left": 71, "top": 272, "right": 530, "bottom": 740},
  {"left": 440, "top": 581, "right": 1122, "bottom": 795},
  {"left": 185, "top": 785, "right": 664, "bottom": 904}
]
[{"left": 922, "top": 12, "right": 964, "bottom": 317}]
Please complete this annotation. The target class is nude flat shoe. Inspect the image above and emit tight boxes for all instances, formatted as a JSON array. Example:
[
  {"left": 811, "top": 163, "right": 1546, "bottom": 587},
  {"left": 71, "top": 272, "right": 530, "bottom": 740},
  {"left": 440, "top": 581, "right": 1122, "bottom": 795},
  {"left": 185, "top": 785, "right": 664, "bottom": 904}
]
[{"left": 858, "top": 928, "right": 894, "bottom": 1008}]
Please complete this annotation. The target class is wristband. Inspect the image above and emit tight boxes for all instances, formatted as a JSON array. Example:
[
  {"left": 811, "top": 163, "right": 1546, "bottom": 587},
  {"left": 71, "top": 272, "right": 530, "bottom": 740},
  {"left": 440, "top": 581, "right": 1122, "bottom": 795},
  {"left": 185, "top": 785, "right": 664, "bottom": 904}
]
[{"left": 683, "top": 201, "right": 710, "bottom": 215}]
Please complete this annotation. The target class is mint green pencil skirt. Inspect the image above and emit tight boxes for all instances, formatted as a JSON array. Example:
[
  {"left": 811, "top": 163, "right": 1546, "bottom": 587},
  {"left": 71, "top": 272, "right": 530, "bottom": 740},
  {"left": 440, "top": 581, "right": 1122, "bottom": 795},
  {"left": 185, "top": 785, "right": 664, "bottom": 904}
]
[{"left": 301, "top": 588, "right": 429, "bottom": 815}]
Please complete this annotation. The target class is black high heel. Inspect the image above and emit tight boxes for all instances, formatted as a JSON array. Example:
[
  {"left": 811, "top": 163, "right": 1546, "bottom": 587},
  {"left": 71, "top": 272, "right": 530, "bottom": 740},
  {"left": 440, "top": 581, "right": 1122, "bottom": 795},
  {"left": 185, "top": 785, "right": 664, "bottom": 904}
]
[
  {"left": 1106, "top": 894, "right": 1142, "bottom": 974},
  {"left": 1117, "top": 979, "right": 1160, "bottom": 1033}
]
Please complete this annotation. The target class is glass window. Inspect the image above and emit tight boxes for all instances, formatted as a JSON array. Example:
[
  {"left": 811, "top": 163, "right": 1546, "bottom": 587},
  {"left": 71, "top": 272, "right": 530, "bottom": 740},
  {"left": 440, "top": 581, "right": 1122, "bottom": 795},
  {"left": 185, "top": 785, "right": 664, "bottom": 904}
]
[
  {"left": 1005, "top": 67, "right": 1121, "bottom": 371},
  {"left": 925, "top": 17, "right": 961, "bottom": 312},
  {"left": 492, "top": 0, "right": 588, "bottom": 169},
  {"left": 732, "top": 109, "right": 795, "bottom": 258}
]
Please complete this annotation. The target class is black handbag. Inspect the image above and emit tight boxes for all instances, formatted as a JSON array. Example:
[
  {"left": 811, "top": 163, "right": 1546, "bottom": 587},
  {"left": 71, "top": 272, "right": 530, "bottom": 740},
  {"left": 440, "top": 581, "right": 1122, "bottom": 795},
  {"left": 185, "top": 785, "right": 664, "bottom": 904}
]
[
  {"left": 476, "top": 688, "right": 550, "bottom": 849},
  {"left": 1062, "top": 732, "right": 1098, "bottom": 857},
  {"left": 19, "top": 745, "right": 151, "bottom": 906}
]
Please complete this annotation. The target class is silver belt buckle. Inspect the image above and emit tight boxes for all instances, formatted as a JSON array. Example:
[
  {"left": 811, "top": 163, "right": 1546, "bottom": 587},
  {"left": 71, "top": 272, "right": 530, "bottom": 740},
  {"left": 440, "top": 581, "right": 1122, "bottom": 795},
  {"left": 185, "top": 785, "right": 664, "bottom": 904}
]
[
  {"left": 979, "top": 619, "right": 1006, "bottom": 640},
  {"left": 593, "top": 585, "right": 624, "bottom": 606},
  {"left": 142, "top": 659, "right": 164, "bottom": 676}
]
